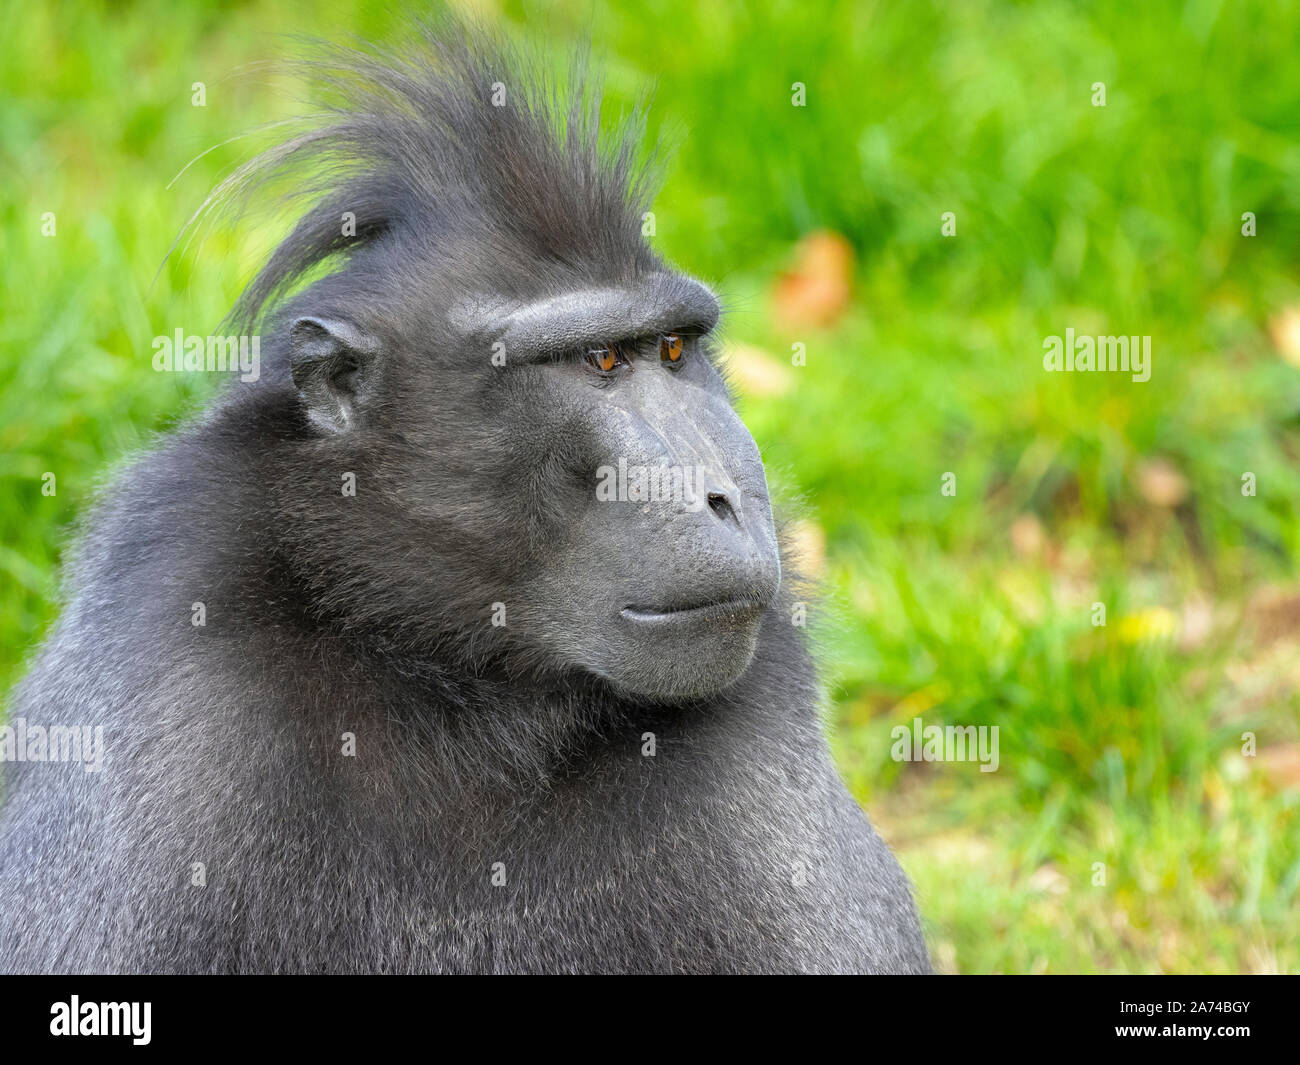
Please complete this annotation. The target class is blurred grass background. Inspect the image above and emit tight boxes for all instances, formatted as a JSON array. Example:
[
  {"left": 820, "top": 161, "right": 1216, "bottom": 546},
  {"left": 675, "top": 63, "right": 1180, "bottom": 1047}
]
[{"left": 3, "top": 0, "right": 1299, "bottom": 972}]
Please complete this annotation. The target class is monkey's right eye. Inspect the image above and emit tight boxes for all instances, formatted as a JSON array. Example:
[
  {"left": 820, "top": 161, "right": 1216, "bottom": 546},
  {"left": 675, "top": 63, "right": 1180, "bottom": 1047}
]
[{"left": 584, "top": 345, "right": 622, "bottom": 374}]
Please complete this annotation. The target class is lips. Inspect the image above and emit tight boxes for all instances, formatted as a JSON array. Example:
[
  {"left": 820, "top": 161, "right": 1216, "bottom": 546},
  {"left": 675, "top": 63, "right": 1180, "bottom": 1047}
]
[{"left": 620, "top": 598, "right": 767, "bottom": 626}]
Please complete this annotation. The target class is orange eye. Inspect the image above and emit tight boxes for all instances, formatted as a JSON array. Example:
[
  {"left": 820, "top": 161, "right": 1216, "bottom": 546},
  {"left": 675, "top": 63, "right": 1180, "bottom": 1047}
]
[
  {"left": 586, "top": 345, "right": 619, "bottom": 373},
  {"left": 660, "top": 333, "right": 683, "bottom": 365}
]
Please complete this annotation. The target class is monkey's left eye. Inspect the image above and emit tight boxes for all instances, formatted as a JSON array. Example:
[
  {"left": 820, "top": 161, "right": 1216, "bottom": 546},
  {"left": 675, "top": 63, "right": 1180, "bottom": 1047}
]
[{"left": 660, "top": 333, "right": 684, "bottom": 366}]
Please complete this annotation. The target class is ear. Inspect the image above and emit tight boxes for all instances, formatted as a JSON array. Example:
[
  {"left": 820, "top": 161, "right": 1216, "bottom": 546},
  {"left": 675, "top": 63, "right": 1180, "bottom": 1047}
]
[{"left": 289, "top": 316, "right": 381, "bottom": 433}]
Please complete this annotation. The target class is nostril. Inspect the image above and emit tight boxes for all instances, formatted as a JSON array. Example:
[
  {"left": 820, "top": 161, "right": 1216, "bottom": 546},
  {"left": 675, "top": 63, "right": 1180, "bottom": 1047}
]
[{"left": 707, "top": 492, "right": 736, "bottom": 521}]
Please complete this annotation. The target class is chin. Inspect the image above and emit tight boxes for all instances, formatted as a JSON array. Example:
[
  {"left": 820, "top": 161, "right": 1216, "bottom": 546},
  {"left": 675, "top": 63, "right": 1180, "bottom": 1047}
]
[{"left": 598, "top": 611, "right": 766, "bottom": 703}]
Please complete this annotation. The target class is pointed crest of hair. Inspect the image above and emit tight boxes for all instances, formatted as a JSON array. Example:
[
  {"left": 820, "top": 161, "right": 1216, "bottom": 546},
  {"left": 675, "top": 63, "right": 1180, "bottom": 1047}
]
[{"left": 198, "top": 18, "right": 661, "bottom": 332}]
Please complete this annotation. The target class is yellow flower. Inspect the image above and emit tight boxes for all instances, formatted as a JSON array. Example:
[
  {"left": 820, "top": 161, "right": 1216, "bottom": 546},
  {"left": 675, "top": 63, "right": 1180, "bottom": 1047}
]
[{"left": 1117, "top": 606, "right": 1178, "bottom": 643}]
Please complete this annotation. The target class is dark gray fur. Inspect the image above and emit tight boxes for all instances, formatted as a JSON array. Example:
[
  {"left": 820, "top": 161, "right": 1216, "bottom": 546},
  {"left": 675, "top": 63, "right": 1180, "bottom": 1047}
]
[{"left": 0, "top": 23, "right": 929, "bottom": 974}]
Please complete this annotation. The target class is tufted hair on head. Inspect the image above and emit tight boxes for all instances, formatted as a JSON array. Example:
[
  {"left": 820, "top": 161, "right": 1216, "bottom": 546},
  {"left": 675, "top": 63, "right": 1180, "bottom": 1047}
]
[{"left": 199, "top": 17, "right": 662, "bottom": 333}]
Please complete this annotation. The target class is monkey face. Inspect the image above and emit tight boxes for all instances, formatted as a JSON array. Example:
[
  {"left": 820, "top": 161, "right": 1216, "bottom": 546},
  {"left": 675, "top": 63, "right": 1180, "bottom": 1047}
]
[
  {"left": 283, "top": 270, "right": 780, "bottom": 704},
  {"left": 512, "top": 326, "right": 783, "bottom": 703}
]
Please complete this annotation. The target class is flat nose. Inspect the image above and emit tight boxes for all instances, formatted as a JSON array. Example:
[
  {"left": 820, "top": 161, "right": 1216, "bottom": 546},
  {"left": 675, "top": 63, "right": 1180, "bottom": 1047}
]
[
  {"left": 693, "top": 464, "right": 744, "bottom": 524},
  {"left": 601, "top": 376, "right": 778, "bottom": 549},
  {"left": 707, "top": 490, "right": 736, "bottom": 523},
  {"left": 594, "top": 385, "right": 783, "bottom": 611}
]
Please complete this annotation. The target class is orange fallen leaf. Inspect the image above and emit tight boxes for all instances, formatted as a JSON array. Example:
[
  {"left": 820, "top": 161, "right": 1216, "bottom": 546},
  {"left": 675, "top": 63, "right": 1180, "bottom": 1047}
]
[
  {"left": 1245, "top": 585, "right": 1300, "bottom": 646},
  {"left": 771, "top": 230, "right": 854, "bottom": 331},
  {"left": 1010, "top": 514, "right": 1044, "bottom": 557},
  {"left": 1136, "top": 458, "right": 1188, "bottom": 507},
  {"left": 1255, "top": 744, "right": 1300, "bottom": 792}
]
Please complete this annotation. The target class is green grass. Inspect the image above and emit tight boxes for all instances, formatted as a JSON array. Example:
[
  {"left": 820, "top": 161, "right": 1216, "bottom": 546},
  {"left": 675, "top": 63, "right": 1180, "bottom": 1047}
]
[{"left": 2, "top": 0, "right": 1299, "bottom": 972}]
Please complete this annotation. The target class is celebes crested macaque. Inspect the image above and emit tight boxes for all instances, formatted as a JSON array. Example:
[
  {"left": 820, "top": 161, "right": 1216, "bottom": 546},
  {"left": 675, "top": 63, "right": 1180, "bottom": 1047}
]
[{"left": 0, "top": 23, "right": 929, "bottom": 975}]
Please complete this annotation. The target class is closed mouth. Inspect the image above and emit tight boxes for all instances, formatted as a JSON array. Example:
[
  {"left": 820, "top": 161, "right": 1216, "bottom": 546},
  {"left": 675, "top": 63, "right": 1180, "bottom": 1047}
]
[{"left": 620, "top": 598, "right": 766, "bottom": 625}]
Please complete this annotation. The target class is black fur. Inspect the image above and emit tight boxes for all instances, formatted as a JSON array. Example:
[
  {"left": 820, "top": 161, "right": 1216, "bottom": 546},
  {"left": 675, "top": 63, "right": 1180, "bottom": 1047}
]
[{"left": 0, "top": 22, "right": 929, "bottom": 974}]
